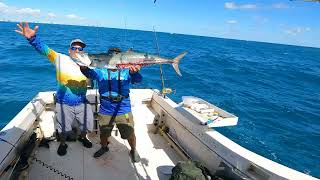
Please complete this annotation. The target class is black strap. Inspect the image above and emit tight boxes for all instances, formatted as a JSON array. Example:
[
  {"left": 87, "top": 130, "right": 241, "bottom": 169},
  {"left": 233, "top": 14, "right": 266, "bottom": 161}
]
[
  {"left": 100, "top": 95, "right": 129, "bottom": 100},
  {"left": 108, "top": 98, "right": 122, "bottom": 126},
  {"left": 118, "top": 70, "right": 121, "bottom": 96},
  {"left": 108, "top": 69, "right": 111, "bottom": 98}
]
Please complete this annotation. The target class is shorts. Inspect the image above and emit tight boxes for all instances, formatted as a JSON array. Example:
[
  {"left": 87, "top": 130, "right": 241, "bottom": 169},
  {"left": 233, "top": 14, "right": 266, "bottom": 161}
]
[
  {"left": 55, "top": 103, "right": 94, "bottom": 133},
  {"left": 98, "top": 112, "right": 134, "bottom": 139}
]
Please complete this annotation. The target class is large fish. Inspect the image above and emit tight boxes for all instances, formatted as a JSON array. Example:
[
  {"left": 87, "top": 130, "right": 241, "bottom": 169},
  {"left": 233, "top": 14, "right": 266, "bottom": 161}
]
[{"left": 75, "top": 50, "right": 187, "bottom": 76}]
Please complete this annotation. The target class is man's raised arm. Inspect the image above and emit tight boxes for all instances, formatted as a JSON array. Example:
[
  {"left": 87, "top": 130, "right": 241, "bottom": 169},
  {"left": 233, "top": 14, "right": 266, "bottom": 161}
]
[{"left": 15, "top": 22, "right": 58, "bottom": 64}]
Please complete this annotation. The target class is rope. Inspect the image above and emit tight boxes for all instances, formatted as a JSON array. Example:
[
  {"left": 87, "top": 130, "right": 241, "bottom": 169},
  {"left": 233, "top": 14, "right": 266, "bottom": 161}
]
[
  {"left": 30, "top": 155, "right": 74, "bottom": 180},
  {"left": 0, "top": 138, "right": 16, "bottom": 148}
]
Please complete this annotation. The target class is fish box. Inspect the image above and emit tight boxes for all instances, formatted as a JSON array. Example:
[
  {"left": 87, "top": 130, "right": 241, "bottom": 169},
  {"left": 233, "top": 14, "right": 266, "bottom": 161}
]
[{"left": 181, "top": 96, "right": 238, "bottom": 128}]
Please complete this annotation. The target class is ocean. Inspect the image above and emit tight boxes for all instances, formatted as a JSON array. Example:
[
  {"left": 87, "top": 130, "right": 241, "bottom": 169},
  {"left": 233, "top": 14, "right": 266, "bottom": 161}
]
[{"left": 0, "top": 21, "right": 319, "bottom": 178}]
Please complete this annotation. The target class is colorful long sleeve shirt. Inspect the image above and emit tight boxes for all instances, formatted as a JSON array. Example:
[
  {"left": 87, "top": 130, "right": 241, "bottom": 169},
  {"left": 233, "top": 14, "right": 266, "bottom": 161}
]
[
  {"left": 28, "top": 36, "right": 88, "bottom": 105},
  {"left": 81, "top": 67, "right": 142, "bottom": 115}
]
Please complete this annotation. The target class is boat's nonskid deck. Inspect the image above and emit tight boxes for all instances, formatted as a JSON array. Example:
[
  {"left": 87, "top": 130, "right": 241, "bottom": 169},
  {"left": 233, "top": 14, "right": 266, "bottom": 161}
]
[{"left": 25, "top": 102, "right": 181, "bottom": 180}]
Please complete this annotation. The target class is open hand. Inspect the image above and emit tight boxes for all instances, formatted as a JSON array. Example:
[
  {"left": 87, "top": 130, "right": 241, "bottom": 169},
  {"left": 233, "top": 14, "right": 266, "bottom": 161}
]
[
  {"left": 15, "top": 22, "right": 39, "bottom": 39},
  {"left": 129, "top": 65, "right": 141, "bottom": 74}
]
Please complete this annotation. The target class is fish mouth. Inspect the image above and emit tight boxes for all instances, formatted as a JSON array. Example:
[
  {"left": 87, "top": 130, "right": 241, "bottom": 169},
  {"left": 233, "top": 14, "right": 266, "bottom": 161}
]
[{"left": 75, "top": 53, "right": 92, "bottom": 66}]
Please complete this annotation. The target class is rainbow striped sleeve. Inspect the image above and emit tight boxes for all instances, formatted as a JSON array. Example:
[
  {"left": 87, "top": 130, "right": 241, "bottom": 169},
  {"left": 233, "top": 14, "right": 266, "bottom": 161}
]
[{"left": 28, "top": 35, "right": 58, "bottom": 64}]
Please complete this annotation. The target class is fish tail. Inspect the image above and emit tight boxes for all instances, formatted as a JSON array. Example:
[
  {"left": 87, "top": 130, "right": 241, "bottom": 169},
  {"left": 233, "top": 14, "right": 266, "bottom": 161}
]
[{"left": 172, "top": 52, "right": 187, "bottom": 76}]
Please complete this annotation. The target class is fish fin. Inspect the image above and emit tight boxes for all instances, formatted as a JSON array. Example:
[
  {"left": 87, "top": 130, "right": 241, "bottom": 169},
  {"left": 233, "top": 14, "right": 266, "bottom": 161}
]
[{"left": 172, "top": 52, "right": 187, "bottom": 76}]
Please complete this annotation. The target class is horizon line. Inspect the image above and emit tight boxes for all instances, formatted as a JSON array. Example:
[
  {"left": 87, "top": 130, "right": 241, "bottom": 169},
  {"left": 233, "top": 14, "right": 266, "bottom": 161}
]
[{"left": 2, "top": 20, "right": 319, "bottom": 49}]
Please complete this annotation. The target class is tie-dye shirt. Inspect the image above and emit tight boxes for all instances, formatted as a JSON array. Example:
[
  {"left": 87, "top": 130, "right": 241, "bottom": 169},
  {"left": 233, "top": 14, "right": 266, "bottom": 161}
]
[{"left": 28, "top": 35, "right": 88, "bottom": 105}]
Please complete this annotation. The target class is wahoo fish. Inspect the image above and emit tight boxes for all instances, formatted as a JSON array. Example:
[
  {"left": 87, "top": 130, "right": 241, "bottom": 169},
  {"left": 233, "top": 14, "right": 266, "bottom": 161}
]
[{"left": 76, "top": 50, "right": 187, "bottom": 76}]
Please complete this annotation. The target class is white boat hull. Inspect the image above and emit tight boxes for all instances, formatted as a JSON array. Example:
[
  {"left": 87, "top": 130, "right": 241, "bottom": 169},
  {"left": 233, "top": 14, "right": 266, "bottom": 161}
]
[{"left": 0, "top": 89, "right": 317, "bottom": 180}]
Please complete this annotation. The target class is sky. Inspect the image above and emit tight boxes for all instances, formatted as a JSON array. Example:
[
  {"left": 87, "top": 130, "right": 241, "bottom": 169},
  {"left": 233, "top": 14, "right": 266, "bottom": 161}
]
[{"left": 0, "top": 0, "right": 319, "bottom": 47}]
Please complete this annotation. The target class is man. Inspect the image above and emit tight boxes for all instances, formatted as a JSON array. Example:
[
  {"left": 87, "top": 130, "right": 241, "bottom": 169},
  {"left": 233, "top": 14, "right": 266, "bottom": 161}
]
[
  {"left": 15, "top": 22, "right": 94, "bottom": 156},
  {"left": 78, "top": 48, "right": 142, "bottom": 162}
]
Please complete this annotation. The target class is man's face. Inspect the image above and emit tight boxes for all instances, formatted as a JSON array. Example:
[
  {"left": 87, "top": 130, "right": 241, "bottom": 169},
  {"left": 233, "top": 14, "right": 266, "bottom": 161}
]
[{"left": 69, "top": 42, "right": 84, "bottom": 58}]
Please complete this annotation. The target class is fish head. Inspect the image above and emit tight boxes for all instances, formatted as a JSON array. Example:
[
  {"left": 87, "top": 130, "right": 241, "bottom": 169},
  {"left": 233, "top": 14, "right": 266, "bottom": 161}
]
[{"left": 74, "top": 52, "right": 92, "bottom": 66}]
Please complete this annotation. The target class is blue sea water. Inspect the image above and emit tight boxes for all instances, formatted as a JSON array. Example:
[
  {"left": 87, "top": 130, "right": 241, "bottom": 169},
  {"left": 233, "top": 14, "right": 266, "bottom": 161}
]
[{"left": 0, "top": 21, "right": 319, "bottom": 177}]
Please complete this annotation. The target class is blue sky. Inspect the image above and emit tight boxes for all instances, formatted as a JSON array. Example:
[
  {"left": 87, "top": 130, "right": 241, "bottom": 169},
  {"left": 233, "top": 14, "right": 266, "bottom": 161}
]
[{"left": 0, "top": 0, "right": 319, "bottom": 47}]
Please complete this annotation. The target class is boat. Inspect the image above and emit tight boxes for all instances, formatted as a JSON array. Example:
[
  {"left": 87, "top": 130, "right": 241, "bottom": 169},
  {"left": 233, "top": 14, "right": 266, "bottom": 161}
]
[{"left": 0, "top": 89, "right": 318, "bottom": 180}]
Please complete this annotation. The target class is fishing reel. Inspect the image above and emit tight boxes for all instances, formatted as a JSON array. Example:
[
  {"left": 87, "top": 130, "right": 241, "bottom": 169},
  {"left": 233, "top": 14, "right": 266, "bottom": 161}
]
[{"left": 161, "top": 88, "right": 176, "bottom": 95}]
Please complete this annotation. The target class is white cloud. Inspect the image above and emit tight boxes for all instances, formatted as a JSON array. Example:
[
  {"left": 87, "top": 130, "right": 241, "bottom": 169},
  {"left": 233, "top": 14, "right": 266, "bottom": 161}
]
[
  {"left": 227, "top": 20, "right": 237, "bottom": 24},
  {"left": 15, "top": 8, "right": 40, "bottom": 16},
  {"left": 48, "top": 12, "right": 57, "bottom": 18},
  {"left": 0, "top": 3, "right": 89, "bottom": 24},
  {"left": 225, "top": 2, "right": 291, "bottom": 10},
  {"left": 284, "top": 27, "right": 311, "bottom": 36},
  {"left": 0, "top": 2, "right": 8, "bottom": 13},
  {"left": 0, "top": 2, "right": 8, "bottom": 8},
  {"left": 225, "top": 2, "right": 257, "bottom": 9},
  {"left": 272, "top": 3, "right": 290, "bottom": 9},
  {"left": 66, "top": 14, "right": 84, "bottom": 20}
]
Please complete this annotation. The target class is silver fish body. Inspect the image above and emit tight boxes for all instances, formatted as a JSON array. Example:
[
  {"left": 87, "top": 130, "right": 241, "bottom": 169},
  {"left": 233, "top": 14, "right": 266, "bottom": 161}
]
[{"left": 78, "top": 50, "right": 187, "bottom": 76}]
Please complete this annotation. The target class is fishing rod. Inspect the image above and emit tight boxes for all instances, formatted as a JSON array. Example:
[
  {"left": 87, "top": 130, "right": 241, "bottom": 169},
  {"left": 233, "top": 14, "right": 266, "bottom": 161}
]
[
  {"left": 153, "top": 26, "right": 173, "bottom": 97},
  {"left": 93, "top": 23, "right": 100, "bottom": 134}
]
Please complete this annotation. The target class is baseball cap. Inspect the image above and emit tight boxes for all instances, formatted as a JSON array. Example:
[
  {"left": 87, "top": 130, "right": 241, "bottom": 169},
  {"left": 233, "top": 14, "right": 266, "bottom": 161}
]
[{"left": 70, "top": 39, "right": 86, "bottom": 48}]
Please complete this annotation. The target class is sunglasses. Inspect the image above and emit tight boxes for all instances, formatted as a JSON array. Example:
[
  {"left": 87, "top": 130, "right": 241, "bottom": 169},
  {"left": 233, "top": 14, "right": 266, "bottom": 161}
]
[{"left": 70, "top": 46, "right": 84, "bottom": 51}]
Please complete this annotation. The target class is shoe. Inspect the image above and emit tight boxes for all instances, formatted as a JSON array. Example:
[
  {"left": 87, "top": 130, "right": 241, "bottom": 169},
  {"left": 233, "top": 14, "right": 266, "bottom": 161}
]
[
  {"left": 57, "top": 144, "right": 68, "bottom": 156},
  {"left": 78, "top": 137, "right": 92, "bottom": 148},
  {"left": 93, "top": 146, "right": 109, "bottom": 158},
  {"left": 130, "top": 150, "right": 141, "bottom": 163}
]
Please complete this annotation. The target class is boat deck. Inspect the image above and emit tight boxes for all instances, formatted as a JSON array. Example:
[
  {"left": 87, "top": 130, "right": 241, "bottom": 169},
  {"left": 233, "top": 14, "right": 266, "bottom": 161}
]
[
  {"left": 3, "top": 89, "right": 317, "bottom": 180},
  {"left": 25, "top": 99, "right": 181, "bottom": 180}
]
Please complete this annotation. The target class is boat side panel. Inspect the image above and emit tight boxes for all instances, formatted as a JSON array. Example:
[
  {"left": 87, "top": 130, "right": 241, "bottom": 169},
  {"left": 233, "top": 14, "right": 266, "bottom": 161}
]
[
  {"left": 150, "top": 92, "right": 318, "bottom": 180},
  {"left": 150, "top": 97, "right": 223, "bottom": 171},
  {"left": 0, "top": 92, "right": 51, "bottom": 176}
]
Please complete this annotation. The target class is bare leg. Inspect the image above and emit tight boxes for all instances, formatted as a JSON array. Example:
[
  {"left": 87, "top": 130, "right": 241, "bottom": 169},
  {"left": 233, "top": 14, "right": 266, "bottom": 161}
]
[
  {"left": 100, "top": 133, "right": 110, "bottom": 147},
  {"left": 128, "top": 131, "right": 140, "bottom": 162},
  {"left": 127, "top": 131, "right": 136, "bottom": 151}
]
